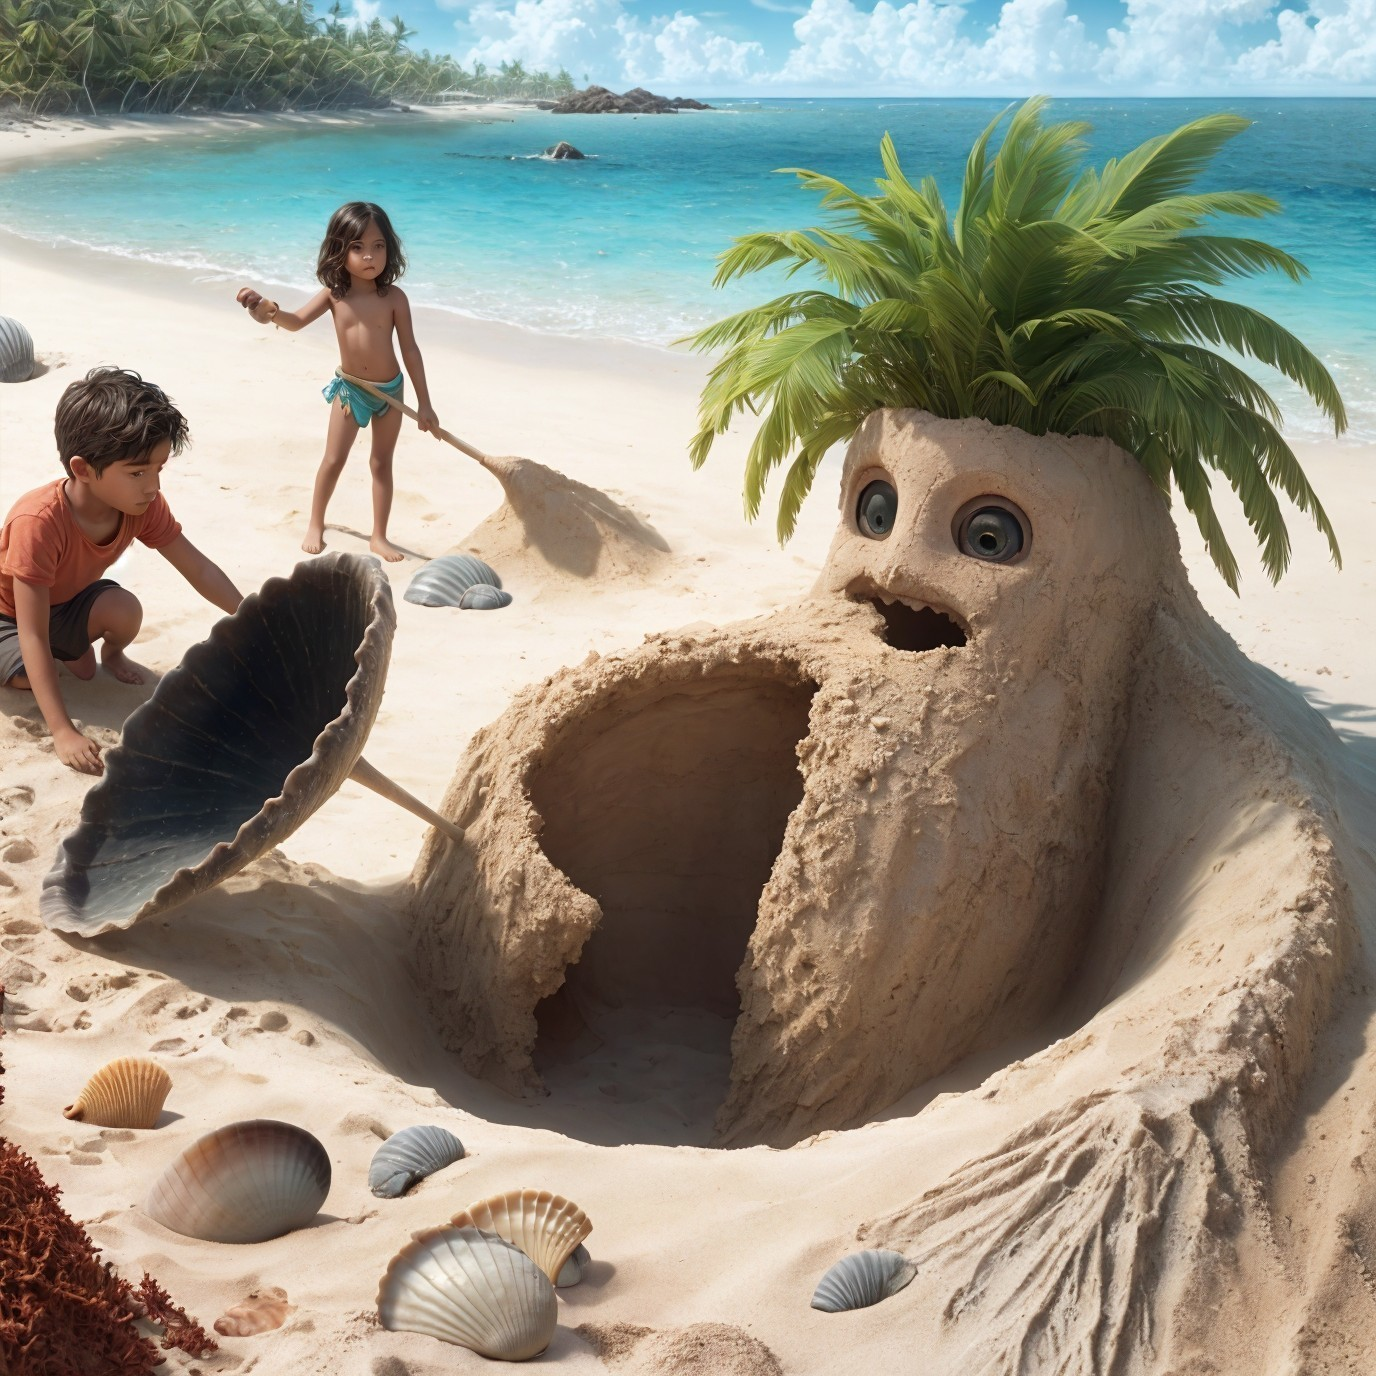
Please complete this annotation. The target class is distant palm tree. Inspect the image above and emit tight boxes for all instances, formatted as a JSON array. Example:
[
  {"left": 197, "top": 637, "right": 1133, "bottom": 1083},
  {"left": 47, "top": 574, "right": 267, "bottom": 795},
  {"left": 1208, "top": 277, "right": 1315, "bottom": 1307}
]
[{"left": 685, "top": 98, "right": 1346, "bottom": 589}]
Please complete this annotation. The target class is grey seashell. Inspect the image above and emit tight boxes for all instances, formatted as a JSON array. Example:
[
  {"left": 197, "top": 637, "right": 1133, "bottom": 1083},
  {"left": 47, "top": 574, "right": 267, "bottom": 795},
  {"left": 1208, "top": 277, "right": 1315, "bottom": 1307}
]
[
  {"left": 459, "top": 583, "right": 513, "bottom": 611},
  {"left": 0, "top": 316, "right": 34, "bottom": 384},
  {"left": 810, "top": 1249, "right": 916, "bottom": 1313},
  {"left": 555, "top": 1242, "right": 590, "bottom": 1288},
  {"left": 377, "top": 1224, "right": 556, "bottom": 1360},
  {"left": 144, "top": 1119, "right": 331, "bottom": 1244},
  {"left": 404, "top": 554, "right": 502, "bottom": 608},
  {"left": 368, "top": 1125, "right": 465, "bottom": 1198}
]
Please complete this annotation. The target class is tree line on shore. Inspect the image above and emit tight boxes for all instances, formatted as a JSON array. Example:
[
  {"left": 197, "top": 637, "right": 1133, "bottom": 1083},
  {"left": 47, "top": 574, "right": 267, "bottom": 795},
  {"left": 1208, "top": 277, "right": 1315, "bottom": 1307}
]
[{"left": 0, "top": 0, "right": 577, "bottom": 113}]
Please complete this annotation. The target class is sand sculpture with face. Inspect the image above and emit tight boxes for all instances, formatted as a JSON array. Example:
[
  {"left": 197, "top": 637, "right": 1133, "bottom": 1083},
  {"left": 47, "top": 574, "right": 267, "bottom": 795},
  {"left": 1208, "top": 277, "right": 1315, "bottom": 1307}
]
[{"left": 409, "top": 410, "right": 1361, "bottom": 1369}]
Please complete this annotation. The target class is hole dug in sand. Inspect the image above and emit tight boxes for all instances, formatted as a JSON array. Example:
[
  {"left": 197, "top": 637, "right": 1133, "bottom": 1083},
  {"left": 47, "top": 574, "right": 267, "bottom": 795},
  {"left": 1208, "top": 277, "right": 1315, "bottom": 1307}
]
[{"left": 527, "top": 665, "right": 817, "bottom": 1145}]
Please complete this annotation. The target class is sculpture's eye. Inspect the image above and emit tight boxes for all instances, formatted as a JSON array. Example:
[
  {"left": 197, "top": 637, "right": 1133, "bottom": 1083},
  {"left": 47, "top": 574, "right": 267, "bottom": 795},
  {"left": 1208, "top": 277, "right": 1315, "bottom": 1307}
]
[
  {"left": 957, "top": 503, "right": 1027, "bottom": 563},
  {"left": 856, "top": 480, "right": 897, "bottom": 540}
]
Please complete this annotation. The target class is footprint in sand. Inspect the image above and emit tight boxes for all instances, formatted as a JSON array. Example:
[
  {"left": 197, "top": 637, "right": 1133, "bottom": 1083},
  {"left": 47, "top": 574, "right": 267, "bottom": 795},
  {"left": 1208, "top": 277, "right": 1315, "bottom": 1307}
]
[
  {"left": 0, "top": 785, "right": 35, "bottom": 818},
  {"left": 0, "top": 871, "right": 15, "bottom": 891},
  {"left": 1, "top": 838, "right": 36, "bottom": 863},
  {"left": 258, "top": 1009, "right": 290, "bottom": 1032},
  {"left": 2, "top": 917, "right": 39, "bottom": 936}
]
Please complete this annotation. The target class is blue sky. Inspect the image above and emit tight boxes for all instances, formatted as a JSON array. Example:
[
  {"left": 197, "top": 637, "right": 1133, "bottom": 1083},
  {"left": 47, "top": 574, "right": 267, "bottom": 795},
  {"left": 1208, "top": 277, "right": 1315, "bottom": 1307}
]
[{"left": 352, "top": 0, "right": 1376, "bottom": 96}]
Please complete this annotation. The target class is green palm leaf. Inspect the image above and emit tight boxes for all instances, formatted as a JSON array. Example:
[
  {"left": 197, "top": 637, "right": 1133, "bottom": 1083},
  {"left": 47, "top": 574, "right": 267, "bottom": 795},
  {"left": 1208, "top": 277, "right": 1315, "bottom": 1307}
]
[{"left": 686, "top": 97, "right": 1347, "bottom": 585}]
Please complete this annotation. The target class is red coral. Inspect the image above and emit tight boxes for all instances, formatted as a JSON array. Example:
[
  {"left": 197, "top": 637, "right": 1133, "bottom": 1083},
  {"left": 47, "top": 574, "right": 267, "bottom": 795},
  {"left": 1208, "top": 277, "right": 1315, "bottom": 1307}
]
[
  {"left": 0, "top": 1135, "right": 217, "bottom": 1373},
  {"left": 134, "top": 1276, "right": 218, "bottom": 1358}
]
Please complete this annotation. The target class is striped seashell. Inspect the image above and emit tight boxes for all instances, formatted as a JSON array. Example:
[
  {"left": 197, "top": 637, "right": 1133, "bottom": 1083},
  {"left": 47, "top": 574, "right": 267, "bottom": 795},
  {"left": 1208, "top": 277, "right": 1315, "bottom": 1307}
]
[
  {"left": 449, "top": 1188, "right": 591, "bottom": 1284},
  {"left": 0, "top": 316, "right": 34, "bottom": 384},
  {"left": 459, "top": 583, "right": 513, "bottom": 611},
  {"left": 404, "top": 554, "right": 502, "bottom": 608},
  {"left": 144, "top": 1119, "right": 331, "bottom": 1244},
  {"left": 368, "top": 1125, "right": 465, "bottom": 1198},
  {"left": 555, "top": 1242, "right": 590, "bottom": 1288},
  {"left": 810, "top": 1249, "right": 916, "bottom": 1313},
  {"left": 63, "top": 1057, "right": 171, "bottom": 1129},
  {"left": 377, "top": 1224, "right": 556, "bottom": 1360}
]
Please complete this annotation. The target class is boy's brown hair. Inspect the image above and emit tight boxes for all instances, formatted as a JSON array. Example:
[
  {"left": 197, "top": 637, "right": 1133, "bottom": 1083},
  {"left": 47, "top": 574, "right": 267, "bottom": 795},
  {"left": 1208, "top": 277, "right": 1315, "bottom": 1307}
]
[
  {"left": 316, "top": 201, "right": 406, "bottom": 300},
  {"left": 54, "top": 367, "right": 190, "bottom": 476}
]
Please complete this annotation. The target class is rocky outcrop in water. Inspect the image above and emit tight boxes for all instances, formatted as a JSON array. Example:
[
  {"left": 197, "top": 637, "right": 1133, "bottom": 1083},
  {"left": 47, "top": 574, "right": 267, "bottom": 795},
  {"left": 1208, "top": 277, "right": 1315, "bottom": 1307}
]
[
  {"left": 544, "top": 141, "right": 586, "bottom": 159},
  {"left": 549, "top": 85, "right": 711, "bottom": 114}
]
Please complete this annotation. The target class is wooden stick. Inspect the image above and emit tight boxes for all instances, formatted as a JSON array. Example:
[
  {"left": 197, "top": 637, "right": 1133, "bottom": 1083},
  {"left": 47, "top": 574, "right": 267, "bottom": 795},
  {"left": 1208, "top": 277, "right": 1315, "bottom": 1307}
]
[
  {"left": 336, "top": 368, "right": 493, "bottom": 465},
  {"left": 349, "top": 755, "right": 465, "bottom": 844}
]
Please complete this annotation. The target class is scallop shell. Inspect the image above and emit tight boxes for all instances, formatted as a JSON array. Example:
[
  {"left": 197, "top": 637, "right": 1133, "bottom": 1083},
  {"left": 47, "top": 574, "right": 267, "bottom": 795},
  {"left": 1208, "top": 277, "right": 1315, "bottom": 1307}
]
[
  {"left": 377, "top": 1224, "right": 556, "bottom": 1360},
  {"left": 63, "top": 1057, "right": 170, "bottom": 1129},
  {"left": 368, "top": 1125, "right": 466, "bottom": 1198},
  {"left": 0, "top": 316, "right": 34, "bottom": 384},
  {"left": 449, "top": 1188, "right": 591, "bottom": 1283},
  {"left": 810, "top": 1249, "right": 916, "bottom": 1312},
  {"left": 144, "top": 1119, "right": 331, "bottom": 1243},
  {"left": 404, "top": 555, "right": 502, "bottom": 608},
  {"left": 459, "top": 583, "right": 513, "bottom": 611},
  {"left": 555, "top": 1242, "right": 590, "bottom": 1288}
]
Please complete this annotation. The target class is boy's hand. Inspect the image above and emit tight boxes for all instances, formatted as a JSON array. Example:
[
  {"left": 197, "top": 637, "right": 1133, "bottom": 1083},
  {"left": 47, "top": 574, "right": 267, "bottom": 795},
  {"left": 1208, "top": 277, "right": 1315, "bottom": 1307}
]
[
  {"left": 54, "top": 726, "right": 103, "bottom": 776},
  {"left": 417, "top": 404, "right": 441, "bottom": 438},
  {"left": 235, "top": 287, "right": 278, "bottom": 325}
]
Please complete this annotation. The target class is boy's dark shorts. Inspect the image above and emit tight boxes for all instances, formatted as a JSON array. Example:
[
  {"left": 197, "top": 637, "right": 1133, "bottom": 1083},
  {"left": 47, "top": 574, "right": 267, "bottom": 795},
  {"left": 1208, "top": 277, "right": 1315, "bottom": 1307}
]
[{"left": 0, "top": 579, "right": 121, "bottom": 685}]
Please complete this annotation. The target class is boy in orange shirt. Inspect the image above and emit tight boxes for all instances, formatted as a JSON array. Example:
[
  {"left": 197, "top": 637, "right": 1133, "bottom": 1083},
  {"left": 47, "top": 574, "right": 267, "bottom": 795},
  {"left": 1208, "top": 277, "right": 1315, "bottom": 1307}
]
[{"left": 0, "top": 367, "right": 242, "bottom": 776}]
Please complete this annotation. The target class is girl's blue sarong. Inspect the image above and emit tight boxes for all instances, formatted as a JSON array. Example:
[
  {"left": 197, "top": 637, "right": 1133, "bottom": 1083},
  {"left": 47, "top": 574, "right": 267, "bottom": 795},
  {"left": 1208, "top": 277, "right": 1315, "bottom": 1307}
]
[{"left": 322, "top": 371, "right": 403, "bottom": 427}]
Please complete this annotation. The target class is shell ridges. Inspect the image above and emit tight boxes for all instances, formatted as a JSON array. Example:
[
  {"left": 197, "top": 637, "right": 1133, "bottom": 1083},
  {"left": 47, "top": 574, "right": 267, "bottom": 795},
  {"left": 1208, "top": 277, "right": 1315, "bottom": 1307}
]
[
  {"left": 377, "top": 1224, "right": 556, "bottom": 1360},
  {"left": 810, "top": 1249, "right": 916, "bottom": 1313},
  {"left": 404, "top": 554, "right": 502, "bottom": 608},
  {"left": 449, "top": 1187, "right": 592, "bottom": 1283},
  {"left": 63, "top": 1057, "right": 171, "bottom": 1129},
  {"left": 144, "top": 1119, "right": 331, "bottom": 1244},
  {"left": 368, "top": 1125, "right": 466, "bottom": 1198}
]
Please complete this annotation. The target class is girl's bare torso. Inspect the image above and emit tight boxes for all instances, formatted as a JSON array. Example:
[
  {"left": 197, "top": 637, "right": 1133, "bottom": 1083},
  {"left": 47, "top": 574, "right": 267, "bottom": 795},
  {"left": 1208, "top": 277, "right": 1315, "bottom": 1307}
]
[{"left": 331, "top": 289, "right": 402, "bottom": 381}]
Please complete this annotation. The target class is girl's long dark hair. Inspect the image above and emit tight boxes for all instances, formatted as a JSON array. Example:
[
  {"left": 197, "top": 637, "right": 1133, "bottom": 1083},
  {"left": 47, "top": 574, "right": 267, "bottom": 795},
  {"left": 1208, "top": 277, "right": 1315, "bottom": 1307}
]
[{"left": 316, "top": 201, "right": 406, "bottom": 299}]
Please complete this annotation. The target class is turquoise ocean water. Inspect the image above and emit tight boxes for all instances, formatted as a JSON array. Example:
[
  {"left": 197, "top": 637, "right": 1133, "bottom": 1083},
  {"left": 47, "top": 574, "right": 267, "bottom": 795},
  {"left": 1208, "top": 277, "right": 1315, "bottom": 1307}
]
[{"left": 2, "top": 98, "right": 1373, "bottom": 439}]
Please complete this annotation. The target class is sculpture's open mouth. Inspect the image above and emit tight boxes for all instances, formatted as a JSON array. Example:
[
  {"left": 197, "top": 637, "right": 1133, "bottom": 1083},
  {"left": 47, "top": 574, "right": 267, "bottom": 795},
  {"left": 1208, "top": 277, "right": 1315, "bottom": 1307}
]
[
  {"left": 846, "top": 579, "right": 968, "bottom": 653},
  {"left": 525, "top": 658, "right": 818, "bottom": 1144}
]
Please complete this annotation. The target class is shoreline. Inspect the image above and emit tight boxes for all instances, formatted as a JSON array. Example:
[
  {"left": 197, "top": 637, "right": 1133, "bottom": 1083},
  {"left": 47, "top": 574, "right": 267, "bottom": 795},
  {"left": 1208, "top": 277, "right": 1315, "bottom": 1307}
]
[{"left": 0, "top": 103, "right": 533, "bottom": 175}]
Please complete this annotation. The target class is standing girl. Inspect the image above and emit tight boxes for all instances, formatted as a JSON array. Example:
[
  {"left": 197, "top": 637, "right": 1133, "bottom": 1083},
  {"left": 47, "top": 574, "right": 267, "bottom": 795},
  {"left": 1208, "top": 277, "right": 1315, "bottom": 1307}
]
[{"left": 237, "top": 201, "right": 440, "bottom": 560}]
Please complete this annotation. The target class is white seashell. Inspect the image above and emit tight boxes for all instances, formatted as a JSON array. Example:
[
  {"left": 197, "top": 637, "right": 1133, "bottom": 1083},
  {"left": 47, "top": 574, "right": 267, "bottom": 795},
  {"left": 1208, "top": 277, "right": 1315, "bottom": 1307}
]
[
  {"left": 810, "top": 1249, "right": 916, "bottom": 1312},
  {"left": 144, "top": 1119, "right": 331, "bottom": 1243},
  {"left": 368, "top": 1125, "right": 465, "bottom": 1198},
  {"left": 555, "top": 1242, "right": 590, "bottom": 1288},
  {"left": 404, "top": 555, "right": 502, "bottom": 608},
  {"left": 459, "top": 583, "right": 513, "bottom": 611},
  {"left": 63, "top": 1057, "right": 170, "bottom": 1129},
  {"left": 449, "top": 1188, "right": 591, "bottom": 1283},
  {"left": 0, "top": 316, "right": 34, "bottom": 384},
  {"left": 377, "top": 1224, "right": 556, "bottom": 1360}
]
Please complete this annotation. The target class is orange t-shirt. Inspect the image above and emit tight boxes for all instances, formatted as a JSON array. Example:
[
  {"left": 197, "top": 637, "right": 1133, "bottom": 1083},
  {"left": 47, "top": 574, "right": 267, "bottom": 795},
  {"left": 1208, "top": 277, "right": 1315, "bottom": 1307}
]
[{"left": 0, "top": 479, "right": 182, "bottom": 619}]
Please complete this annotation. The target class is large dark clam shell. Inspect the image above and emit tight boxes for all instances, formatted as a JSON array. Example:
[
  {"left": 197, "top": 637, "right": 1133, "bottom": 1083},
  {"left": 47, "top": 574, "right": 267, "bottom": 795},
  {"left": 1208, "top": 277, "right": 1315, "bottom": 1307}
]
[{"left": 41, "top": 553, "right": 393, "bottom": 936}]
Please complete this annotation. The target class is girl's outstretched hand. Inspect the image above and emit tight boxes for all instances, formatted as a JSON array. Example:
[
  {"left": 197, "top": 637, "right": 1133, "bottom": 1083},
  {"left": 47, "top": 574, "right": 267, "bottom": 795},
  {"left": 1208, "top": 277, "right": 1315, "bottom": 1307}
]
[
  {"left": 416, "top": 404, "right": 442, "bottom": 438},
  {"left": 235, "top": 287, "right": 278, "bottom": 324}
]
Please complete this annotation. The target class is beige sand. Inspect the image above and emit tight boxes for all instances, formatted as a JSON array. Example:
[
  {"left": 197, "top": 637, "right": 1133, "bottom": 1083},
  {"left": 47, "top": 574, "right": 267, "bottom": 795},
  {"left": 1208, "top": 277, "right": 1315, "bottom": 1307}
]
[{"left": 2, "top": 118, "right": 1376, "bottom": 1374}]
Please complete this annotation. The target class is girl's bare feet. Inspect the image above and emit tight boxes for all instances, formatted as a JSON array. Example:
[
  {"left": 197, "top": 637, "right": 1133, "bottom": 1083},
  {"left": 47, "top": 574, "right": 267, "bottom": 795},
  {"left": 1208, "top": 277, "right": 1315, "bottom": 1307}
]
[
  {"left": 101, "top": 645, "right": 146, "bottom": 685},
  {"left": 369, "top": 537, "right": 407, "bottom": 562},
  {"left": 302, "top": 525, "right": 327, "bottom": 555}
]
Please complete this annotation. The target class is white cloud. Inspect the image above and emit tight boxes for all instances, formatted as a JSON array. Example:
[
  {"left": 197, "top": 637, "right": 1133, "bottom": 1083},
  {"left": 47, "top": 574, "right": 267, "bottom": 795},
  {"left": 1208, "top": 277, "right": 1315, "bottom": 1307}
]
[
  {"left": 457, "top": 0, "right": 763, "bottom": 85},
  {"left": 751, "top": 0, "right": 809, "bottom": 14},
  {"left": 773, "top": 0, "right": 1096, "bottom": 89},
  {"left": 444, "top": 0, "right": 1376, "bottom": 93},
  {"left": 1234, "top": 0, "right": 1376, "bottom": 84},
  {"left": 344, "top": 0, "right": 382, "bottom": 28}
]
